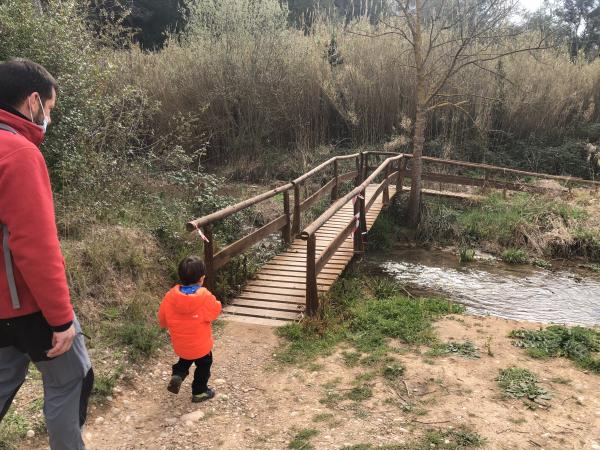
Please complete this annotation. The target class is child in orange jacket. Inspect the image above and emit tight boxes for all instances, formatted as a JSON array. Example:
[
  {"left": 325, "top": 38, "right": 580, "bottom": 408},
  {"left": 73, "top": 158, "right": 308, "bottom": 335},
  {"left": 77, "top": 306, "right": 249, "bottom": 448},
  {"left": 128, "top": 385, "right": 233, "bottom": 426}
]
[{"left": 158, "top": 256, "right": 222, "bottom": 402}]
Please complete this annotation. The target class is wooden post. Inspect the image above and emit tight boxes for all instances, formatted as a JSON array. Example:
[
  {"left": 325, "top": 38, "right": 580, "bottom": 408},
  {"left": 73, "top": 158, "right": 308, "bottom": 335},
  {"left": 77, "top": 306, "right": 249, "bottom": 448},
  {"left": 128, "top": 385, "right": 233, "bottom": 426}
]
[
  {"left": 331, "top": 159, "right": 339, "bottom": 202},
  {"left": 357, "top": 154, "right": 363, "bottom": 186},
  {"left": 292, "top": 182, "right": 301, "bottom": 236},
  {"left": 282, "top": 190, "right": 292, "bottom": 245},
  {"left": 383, "top": 162, "right": 390, "bottom": 206},
  {"left": 353, "top": 196, "right": 361, "bottom": 253},
  {"left": 396, "top": 158, "right": 407, "bottom": 196},
  {"left": 363, "top": 153, "right": 369, "bottom": 181},
  {"left": 306, "top": 234, "right": 318, "bottom": 316},
  {"left": 359, "top": 189, "right": 367, "bottom": 252},
  {"left": 203, "top": 225, "right": 215, "bottom": 292}
]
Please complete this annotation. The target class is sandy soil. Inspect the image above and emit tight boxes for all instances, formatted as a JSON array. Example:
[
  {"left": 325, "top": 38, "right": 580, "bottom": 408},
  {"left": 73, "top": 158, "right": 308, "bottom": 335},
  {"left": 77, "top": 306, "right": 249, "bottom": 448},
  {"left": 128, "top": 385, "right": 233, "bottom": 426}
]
[{"left": 20, "top": 314, "right": 600, "bottom": 450}]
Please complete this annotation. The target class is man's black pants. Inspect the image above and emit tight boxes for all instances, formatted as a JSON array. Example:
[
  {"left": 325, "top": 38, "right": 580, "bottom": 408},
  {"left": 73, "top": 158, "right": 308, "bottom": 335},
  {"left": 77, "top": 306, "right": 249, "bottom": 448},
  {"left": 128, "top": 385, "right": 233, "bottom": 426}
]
[{"left": 172, "top": 352, "right": 212, "bottom": 395}]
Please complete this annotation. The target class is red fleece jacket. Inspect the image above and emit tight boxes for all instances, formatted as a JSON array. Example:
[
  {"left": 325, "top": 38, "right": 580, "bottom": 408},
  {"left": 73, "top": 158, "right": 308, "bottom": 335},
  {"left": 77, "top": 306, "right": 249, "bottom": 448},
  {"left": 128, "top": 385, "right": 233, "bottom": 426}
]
[{"left": 0, "top": 108, "right": 73, "bottom": 327}]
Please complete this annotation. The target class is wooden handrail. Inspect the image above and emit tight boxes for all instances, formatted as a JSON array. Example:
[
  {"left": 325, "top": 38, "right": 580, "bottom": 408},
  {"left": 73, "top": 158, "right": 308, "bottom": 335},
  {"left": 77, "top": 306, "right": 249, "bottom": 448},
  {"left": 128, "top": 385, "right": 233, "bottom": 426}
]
[
  {"left": 187, "top": 182, "right": 293, "bottom": 231},
  {"left": 365, "top": 151, "right": 600, "bottom": 187},
  {"left": 292, "top": 153, "right": 359, "bottom": 185}
]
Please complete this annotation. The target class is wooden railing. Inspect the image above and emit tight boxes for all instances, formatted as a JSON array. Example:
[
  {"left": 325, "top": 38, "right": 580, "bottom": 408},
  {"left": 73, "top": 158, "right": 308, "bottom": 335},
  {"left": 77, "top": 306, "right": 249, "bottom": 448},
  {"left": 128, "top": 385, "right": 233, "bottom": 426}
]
[
  {"left": 187, "top": 150, "right": 599, "bottom": 311},
  {"left": 186, "top": 153, "right": 361, "bottom": 292},
  {"left": 300, "top": 154, "right": 405, "bottom": 314}
]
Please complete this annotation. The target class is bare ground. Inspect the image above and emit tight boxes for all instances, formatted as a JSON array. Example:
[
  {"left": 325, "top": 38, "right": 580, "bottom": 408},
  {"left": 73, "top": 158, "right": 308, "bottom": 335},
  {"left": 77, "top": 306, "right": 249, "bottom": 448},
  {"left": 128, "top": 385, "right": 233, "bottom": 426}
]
[{"left": 23, "top": 315, "right": 600, "bottom": 450}]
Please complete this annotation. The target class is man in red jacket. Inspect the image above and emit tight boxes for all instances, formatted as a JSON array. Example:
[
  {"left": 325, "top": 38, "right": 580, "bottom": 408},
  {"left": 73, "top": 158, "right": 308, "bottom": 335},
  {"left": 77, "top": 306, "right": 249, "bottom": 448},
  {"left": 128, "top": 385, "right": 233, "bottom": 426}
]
[{"left": 0, "top": 59, "right": 93, "bottom": 450}]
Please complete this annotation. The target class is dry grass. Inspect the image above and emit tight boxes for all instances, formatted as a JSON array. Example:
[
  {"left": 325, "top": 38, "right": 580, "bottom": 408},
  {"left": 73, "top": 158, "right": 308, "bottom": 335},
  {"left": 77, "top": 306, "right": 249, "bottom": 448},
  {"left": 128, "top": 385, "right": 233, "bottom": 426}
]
[{"left": 110, "top": 5, "right": 600, "bottom": 176}]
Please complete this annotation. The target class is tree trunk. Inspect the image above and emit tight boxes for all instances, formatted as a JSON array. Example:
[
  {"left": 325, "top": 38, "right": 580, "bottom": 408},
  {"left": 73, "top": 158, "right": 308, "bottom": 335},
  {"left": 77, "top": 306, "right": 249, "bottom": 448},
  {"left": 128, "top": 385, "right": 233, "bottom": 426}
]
[
  {"left": 408, "top": 105, "right": 425, "bottom": 226},
  {"left": 407, "top": 0, "right": 426, "bottom": 227}
]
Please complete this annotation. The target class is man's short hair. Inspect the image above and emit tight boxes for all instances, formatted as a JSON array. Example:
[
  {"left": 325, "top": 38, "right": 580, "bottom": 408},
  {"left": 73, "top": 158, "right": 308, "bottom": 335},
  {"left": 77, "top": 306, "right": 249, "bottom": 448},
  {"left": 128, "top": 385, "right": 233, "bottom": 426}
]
[
  {"left": 178, "top": 256, "right": 206, "bottom": 286},
  {"left": 0, "top": 58, "right": 57, "bottom": 107}
]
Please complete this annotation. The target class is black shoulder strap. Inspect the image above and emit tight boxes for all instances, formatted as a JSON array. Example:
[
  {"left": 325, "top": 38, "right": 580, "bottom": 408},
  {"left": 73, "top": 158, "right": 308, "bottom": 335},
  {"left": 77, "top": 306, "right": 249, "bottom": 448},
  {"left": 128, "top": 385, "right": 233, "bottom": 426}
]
[{"left": 0, "top": 123, "right": 17, "bottom": 134}]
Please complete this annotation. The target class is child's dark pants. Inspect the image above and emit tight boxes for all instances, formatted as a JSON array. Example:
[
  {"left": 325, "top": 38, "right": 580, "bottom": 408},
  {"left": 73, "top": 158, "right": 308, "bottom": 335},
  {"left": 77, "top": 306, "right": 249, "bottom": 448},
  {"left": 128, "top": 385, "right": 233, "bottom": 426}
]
[{"left": 171, "top": 352, "right": 212, "bottom": 395}]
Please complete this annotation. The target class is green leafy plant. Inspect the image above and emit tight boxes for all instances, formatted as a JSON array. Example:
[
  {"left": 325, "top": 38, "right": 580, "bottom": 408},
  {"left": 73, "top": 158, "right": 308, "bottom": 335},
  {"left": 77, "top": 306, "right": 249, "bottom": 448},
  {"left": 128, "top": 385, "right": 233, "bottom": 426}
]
[
  {"left": 509, "top": 326, "right": 600, "bottom": 374},
  {"left": 496, "top": 367, "right": 551, "bottom": 402}
]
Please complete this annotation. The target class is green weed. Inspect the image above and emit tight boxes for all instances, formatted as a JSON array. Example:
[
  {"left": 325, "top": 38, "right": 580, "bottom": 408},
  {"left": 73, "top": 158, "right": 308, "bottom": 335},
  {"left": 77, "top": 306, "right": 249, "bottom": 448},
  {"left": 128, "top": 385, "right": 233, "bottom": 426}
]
[
  {"left": 341, "top": 351, "right": 361, "bottom": 367},
  {"left": 0, "top": 412, "right": 29, "bottom": 450},
  {"left": 115, "top": 322, "right": 163, "bottom": 361},
  {"left": 459, "top": 248, "right": 476, "bottom": 263},
  {"left": 509, "top": 326, "right": 600, "bottom": 374},
  {"left": 427, "top": 341, "right": 480, "bottom": 359},
  {"left": 496, "top": 367, "right": 551, "bottom": 402},
  {"left": 288, "top": 428, "right": 319, "bottom": 450},
  {"left": 532, "top": 259, "right": 552, "bottom": 269},
  {"left": 501, "top": 248, "right": 528, "bottom": 264},
  {"left": 382, "top": 362, "right": 406, "bottom": 380},
  {"left": 312, "top": 413, "right": 334, "bottom": 422}
]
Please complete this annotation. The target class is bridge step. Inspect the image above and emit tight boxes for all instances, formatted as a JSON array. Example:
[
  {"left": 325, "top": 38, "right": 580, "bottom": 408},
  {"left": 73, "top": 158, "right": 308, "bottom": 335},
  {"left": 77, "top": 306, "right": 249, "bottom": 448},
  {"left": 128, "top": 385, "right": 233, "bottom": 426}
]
[
  {"left": 223, "top": 305, "right": 301, "bottom": 321},
  {"left": 221, "top": 314, "right": 290, "bottom": 327}
]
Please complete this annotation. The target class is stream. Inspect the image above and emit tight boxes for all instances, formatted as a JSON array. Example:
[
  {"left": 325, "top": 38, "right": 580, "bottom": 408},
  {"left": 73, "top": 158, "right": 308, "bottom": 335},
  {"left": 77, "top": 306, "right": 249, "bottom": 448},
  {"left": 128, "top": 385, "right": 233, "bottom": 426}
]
[{"left": 369, "top": 246, "right": 600, "bottom": 326}]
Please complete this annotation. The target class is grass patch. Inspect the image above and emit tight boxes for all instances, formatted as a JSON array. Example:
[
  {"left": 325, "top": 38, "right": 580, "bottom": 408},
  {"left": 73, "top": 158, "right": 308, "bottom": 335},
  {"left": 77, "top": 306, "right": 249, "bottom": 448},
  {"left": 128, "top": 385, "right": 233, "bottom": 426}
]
[
  {"left": 346, "top": 385, "right": 374, "bottom": 402},
  {"left": 288, "top": 428, "right": 319, "bottom": 450},
  {"left": 114, "top": 322, "right": 163, "bottom": 361},
  {"left": 418, "top": 193, "right": 598, "bottom": 262},
  {"left": 501, "top": 248, "right": 528, "bottom": 264},
  {"left": 312, "top": 413, "right": 334, "bottom": 422},
  {"left": 459, "top": 248, "right": 476, "bottom": 263},
  {"left": 426, "top": 341, "right": 480, "bottom": 359},
  {"left": 509, "top": 325, "right": 600, "bottom": 374},
  {"left": 382, "top": 362, "right": 406, "bottom": 380},
  {"left": 496, "top": 367, "right": 551, "bottom": 403},
  {"left": 91, "top": 367, "right": 123, "bottom": 404},
  {"left": 0, "top": 412, "right": 28, "bottom": 449},
  {"left": 340, "top": 426, "right": 486, "bottom": 449},
  {"left": 532, "top": 258, "right": 552, "bottom": 269},
  {"left": 277, "top": 272, "right": 464, "bottom": 367},
  {"left": 341, "top": 351, "right": 361, "bottom": 367},
  {"left": 349, "top": 296, "right": 464, "bottom": 352}
]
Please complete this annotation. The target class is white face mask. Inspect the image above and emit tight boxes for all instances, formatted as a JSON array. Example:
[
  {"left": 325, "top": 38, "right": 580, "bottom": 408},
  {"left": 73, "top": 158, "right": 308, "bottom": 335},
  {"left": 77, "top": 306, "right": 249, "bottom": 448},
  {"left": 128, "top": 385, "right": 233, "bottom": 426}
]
[{"left": 29, "top": 95, "right": 49, "bottom": 134}]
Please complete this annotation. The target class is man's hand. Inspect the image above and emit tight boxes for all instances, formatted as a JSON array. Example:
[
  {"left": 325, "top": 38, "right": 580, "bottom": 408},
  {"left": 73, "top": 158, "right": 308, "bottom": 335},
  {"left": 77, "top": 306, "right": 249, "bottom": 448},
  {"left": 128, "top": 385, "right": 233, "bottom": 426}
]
[{"left": 47, "top": 324, "right": 76, "bottom": 358}]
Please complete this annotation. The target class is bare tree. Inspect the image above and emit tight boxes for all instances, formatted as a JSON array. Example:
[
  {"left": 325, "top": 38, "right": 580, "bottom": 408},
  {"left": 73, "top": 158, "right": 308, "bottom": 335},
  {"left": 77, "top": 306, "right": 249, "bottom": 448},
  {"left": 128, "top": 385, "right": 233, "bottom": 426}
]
[{"left": 350, "top": 0, "right": 547, "bottom": 225}]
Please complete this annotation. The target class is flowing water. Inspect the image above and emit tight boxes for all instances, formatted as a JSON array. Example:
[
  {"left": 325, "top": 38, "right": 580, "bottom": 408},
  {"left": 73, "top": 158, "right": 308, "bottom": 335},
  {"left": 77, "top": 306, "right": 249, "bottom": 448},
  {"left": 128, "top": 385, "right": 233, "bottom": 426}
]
[{"left": 370, "top": 247, "right": 600, "bottom": 326}]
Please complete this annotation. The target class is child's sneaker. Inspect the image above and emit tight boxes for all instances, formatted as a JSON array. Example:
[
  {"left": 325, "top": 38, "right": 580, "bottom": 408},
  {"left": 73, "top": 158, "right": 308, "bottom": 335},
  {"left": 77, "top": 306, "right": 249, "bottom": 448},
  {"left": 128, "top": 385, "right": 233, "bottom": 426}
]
[
  {"left": 192, "top": 388, "right": 215, "bottom": 403},
  {"left": 167, "top": 375, "right": 183, "bottom": 394}
]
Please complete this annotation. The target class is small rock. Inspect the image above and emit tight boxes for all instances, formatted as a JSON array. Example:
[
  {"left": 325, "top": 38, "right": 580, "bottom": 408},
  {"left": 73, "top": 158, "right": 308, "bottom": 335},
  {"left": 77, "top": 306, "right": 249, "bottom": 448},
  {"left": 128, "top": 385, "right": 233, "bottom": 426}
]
[
  {"left": 106, "top": 396, "right": 113, "bottom": 402},
  {"left": 95, "top": 417, "right": 104, "bottom": 425},
  {"left": 220, "top": 394, "right": 229, "bottom": 401},
  {"left": 214, "top": 379, "right": 226, "bottom": 385},
  {"left": 181, "top": 410, "right": 205, "bottom": 422},
  {"left": 444, "top": 440, "right": 450, "bottom": 445},
  {"left": 290, "top": 411, "right": 299, "bottom": 417},
  {"left": 591, "top": 443, "right": 600, "bottom": 450},
  {"left": 26, "top": 430, "right": 35, "bottom": 438},
  {"left": 596, "top": 411, "right": 600, "bottom": 417},
  {"left": 185, "top": 420, "right": 194, "bottom": 428},
  {"left": 165, "top": 418, "right": 178, "bottom": 425},
  {"left": 541, "top": 433, "right": 550, "bottom": 438},
  {"left": 398, "top": 428, "right": 408, "bottom": 433},
  {"left": 577, "top": 396, "right": 584, "bottom": 403}
]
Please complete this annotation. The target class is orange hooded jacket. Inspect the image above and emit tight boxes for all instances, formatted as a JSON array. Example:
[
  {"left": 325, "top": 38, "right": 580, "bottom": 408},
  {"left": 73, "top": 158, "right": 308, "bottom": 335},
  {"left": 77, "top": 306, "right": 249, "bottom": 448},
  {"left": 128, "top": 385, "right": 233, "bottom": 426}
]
[{"left": 158, "top": 286, "right": 222, "bottom": 360}]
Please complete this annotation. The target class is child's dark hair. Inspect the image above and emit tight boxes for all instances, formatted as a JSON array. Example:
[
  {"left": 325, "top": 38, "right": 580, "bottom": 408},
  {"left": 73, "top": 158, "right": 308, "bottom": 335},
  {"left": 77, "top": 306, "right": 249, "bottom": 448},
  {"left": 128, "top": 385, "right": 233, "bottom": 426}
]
[{"left": 178, "top": 256, "right": 206, "bottom": 285}]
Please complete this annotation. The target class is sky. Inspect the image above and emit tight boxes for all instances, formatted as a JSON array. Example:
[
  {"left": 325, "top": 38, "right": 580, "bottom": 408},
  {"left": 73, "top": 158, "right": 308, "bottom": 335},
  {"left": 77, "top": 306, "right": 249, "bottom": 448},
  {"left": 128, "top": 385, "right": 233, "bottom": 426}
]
[{"left": 520, "top": 0, "right": 545, "bottom": 12}]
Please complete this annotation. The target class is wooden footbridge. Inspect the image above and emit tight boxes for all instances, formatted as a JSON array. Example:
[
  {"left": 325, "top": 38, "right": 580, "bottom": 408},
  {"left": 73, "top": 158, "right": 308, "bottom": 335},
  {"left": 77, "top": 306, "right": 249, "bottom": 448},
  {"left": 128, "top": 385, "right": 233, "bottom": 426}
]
[{"left": 187, "top": 152, "right": 599, "bottom": 327}]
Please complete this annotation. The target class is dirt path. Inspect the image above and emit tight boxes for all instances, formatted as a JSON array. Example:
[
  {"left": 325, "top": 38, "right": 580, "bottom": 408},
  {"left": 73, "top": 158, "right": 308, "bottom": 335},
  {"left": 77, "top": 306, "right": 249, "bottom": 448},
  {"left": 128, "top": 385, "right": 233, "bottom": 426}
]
[{"left": 26, "top": 316, "right": 600, "bottom": 450}]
